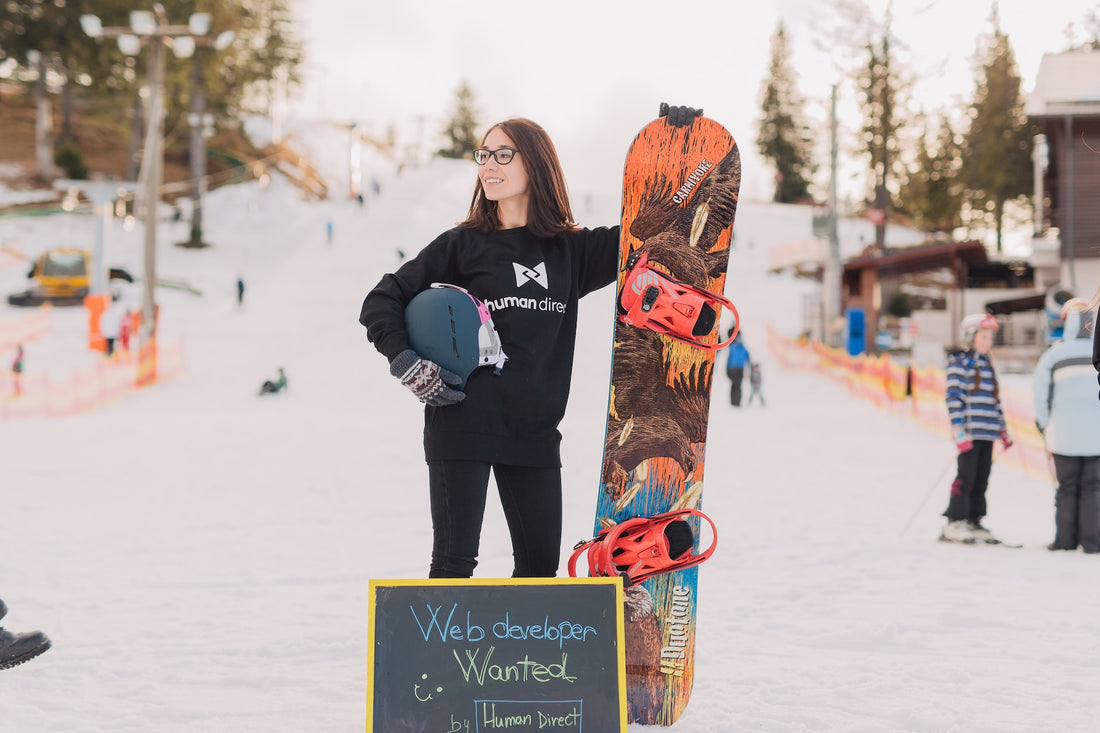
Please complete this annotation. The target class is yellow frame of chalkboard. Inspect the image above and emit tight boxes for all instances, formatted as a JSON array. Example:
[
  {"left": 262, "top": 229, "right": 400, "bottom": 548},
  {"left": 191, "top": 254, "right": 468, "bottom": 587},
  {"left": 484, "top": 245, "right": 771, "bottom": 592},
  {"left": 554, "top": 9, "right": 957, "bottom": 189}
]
[{"left": 366, "top": 576, "right": 627, "bottom": 732}]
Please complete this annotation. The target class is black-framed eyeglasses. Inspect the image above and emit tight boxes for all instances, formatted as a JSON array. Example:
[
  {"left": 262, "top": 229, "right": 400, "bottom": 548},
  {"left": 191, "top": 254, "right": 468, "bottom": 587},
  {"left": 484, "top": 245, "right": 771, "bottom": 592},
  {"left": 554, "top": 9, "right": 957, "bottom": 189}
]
[{"left": 472, "top": 147, "right": 517, "bottom": 165}]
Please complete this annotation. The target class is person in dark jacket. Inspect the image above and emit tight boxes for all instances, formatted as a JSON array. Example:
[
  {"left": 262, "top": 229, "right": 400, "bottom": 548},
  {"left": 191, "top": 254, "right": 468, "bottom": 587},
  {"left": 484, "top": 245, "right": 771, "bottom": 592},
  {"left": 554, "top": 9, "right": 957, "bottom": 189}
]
[
  {"left": 941, "top": 313, "right": 1012, "bottom": 543},
  {"left": 1095, "top": 310, "right": 1100, "bottom": 401},
  {"left": 1091, "top": 287, "right": 1100, "bottom": 401},
  {"left": 360, "top": 113, "right": 696, "bottom": 578}
]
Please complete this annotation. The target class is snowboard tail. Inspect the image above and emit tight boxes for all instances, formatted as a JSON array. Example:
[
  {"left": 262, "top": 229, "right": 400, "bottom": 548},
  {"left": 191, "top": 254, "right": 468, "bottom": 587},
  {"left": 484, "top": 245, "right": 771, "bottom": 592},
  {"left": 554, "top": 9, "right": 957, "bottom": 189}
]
[{"left": 593, "top": 107, "right": 740, "bottom": 726}]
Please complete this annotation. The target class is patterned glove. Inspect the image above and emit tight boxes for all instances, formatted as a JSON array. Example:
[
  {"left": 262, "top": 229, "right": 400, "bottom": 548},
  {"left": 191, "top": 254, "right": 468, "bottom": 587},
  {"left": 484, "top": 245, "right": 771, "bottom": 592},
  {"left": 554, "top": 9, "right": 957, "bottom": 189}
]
[
  {"left": 1001, "top": 429, "right": 1014, "bottom": 450},
  {"left": 389, "top": 349, "right": 465, "bottom": 407},
  {"left": 955, "top": 432, "right": 973, "bottom": 453}
]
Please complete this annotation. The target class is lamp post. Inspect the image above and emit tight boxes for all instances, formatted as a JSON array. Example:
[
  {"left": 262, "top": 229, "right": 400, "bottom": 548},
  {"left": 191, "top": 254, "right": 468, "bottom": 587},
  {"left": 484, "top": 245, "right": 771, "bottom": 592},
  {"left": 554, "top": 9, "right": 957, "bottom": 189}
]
[{"left": 79, "top": 5, "right": 223, "bottom": 342}]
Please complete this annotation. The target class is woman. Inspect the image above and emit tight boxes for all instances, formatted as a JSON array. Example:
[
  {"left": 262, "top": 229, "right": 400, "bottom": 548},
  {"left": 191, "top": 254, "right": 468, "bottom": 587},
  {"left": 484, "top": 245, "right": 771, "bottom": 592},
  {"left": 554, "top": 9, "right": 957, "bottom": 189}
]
[
  {"left": 941, "top": 313, "right": 1012, "bottom": 543},
  {"left": 360, "top": 116, "right": 644, "bottom": 578}
]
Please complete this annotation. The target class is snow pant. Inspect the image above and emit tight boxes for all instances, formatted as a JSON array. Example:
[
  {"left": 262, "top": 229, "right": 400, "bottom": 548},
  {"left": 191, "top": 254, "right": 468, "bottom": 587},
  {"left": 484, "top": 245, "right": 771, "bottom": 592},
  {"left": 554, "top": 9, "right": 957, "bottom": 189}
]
[
  {"left": 426, "top": 460, "right": 562, "bottom": 579},
  {"left": 747, "top": 387, "right": 764, "bottom": 406},
  {"left": 727, "top": 367, "right": 745, "bottom": 406},
  {"left": 1051, "top": 454, "right": 1100, "bottom": 553},
  {"left": 943, "top": 439, "right": 994, "bottom": 522}
]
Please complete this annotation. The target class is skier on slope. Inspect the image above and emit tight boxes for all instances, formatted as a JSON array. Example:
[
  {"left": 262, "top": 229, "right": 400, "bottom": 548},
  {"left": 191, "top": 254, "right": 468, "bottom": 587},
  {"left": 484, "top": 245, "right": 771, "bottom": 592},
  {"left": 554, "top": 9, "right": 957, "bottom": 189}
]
[
  {"left": 359, "top": 109, "right": 701, "bottom": 579},
  {"left": 1033, "top": 298, "right": 1100, "bottom": 553},
  {"left": 724, "top": 329, "right": 751, "bottom": 406},
  {"left": 940, "top": 313, "right": 1012, "bottom": 543},
  {"left": 99, "top": 297, "right": 125, "bottom": 357}
]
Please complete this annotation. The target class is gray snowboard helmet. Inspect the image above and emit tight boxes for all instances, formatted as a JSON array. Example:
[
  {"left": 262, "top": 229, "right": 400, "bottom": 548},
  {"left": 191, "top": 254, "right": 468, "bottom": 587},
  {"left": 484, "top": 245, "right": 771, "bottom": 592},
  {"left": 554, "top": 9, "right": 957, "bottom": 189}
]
[{"left": 404, "top": 283, "right": 508, "bottom": 389}]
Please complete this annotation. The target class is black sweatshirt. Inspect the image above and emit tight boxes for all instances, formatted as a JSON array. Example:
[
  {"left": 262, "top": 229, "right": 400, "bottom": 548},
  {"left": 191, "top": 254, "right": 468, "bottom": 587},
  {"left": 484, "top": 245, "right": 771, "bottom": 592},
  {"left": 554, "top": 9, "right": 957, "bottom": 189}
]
[
  {"left": 1094, "top": 318, "right": 1100, "bottom": 400},
  {"left": 360, "top": 224, "right": 620, "bottom": 466}
]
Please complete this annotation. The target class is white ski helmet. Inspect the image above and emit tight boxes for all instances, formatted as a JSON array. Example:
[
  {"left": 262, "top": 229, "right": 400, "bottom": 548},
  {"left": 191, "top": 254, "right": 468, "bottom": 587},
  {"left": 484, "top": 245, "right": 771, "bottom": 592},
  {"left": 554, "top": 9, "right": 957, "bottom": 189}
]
[
  {"left": 960, "top": 313, "right": 999, "bottom": 341},
  {"left": 1060, "top": 297, "right": 1095, "bottom": 340}
]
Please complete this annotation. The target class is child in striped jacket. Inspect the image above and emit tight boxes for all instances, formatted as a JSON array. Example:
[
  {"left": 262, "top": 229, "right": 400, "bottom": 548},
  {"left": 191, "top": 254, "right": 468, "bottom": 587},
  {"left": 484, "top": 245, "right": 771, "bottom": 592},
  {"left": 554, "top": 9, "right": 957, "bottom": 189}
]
[{"left": 941, "top": 314, "right": 1012, "bottom": 543}]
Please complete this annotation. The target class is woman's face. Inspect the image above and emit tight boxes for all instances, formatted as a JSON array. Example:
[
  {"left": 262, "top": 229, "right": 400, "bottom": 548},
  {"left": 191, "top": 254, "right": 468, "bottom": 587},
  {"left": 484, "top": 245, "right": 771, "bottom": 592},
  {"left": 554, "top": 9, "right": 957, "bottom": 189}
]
[
  {"left": 973, "top": 328, "right": 994, "bottom": 354},
  {"left": 478, "top": 127, "right": 529, "bottom": 208}
]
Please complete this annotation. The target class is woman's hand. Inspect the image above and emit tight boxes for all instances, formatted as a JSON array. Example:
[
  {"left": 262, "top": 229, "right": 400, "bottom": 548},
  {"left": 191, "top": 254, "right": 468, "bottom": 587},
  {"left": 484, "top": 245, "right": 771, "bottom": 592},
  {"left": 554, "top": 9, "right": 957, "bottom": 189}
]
[{"left": 390, "top": 349, "right": 466, "bottom": 406}]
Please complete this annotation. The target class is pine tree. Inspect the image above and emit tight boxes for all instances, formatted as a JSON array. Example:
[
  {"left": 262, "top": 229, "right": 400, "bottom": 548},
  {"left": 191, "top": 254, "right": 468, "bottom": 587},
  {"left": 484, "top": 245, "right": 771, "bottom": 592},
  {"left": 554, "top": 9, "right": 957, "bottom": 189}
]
[
  {"left": 756, "top": 22, "right": 816, "bottom": 203},
  {"left": 899, "top": 114, "right": 964, "bottom": 233},
  {"left": 963, "top": 8, "right": 1033, "bottom": 252},
  {"left": 438, "top": 80, "right": 480, "bottom": 159}
]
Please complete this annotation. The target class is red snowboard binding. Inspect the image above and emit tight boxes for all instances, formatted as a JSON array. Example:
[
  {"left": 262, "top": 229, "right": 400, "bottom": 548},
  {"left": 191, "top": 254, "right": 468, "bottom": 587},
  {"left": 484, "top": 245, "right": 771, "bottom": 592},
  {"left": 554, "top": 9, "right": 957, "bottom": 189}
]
[
  {"left": 618, "top": 253, "right": 739, "bottom": 350},
  {"left": 568, "top": 509, "right": 718, "bottom": 587}
]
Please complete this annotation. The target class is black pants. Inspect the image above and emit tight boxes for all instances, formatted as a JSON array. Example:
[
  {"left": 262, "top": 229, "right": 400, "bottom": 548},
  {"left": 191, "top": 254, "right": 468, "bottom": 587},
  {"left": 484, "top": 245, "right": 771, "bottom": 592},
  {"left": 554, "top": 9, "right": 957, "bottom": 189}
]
[
  {"left": 1052, "top": 454, "right": 1100, "bottom": 552},
  {"left": 943, "top": 440, "right": 994, "bottom": 522},
  {"left": 426, "top": 460, "right": 562, "bottom": 578},
  {"left": 727, "top": 367, "right": 745, "bottom": 406}
]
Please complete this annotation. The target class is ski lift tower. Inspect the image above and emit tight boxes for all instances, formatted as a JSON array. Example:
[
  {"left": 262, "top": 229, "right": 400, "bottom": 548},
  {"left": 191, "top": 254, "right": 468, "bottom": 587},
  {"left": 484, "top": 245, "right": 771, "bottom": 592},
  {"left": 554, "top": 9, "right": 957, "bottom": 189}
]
[{"left": 79, "top": 6, "right": 219, "bottom": 342}]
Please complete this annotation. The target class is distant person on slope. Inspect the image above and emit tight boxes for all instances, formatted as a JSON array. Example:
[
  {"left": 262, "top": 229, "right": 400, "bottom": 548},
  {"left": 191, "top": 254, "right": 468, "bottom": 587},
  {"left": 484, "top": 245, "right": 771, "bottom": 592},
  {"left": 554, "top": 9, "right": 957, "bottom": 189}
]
[
  {"left": 258, "top": 367, "right": 287, "bottom": 395},
  {"left": 747, "top": 361, "right": 764, "bottom": 406},
  {"left": 99, "top": 298, "right": 124, "bottom": 357},
  {"left": 11, "top": 343, "right": 24, "bottom": 397},
  {"left": 941, "top": 314, "right": 1012, "bottom": 544},
  {"left": 359, "top": 109, "right": 701, "bottom": 579},
  {"left": 1034, "top": 298, "right": 1100, "bottom": 553},
  {"left": 724, "top": 330, "right": 750, "bottom": 406}
]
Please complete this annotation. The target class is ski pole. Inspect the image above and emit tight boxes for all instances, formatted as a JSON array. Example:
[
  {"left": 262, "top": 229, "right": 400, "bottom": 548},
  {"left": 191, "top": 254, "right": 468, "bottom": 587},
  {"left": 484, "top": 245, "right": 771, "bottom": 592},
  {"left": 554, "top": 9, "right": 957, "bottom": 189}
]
[{"left": 898, "top": 452, "right": 956, "bottom": 540}]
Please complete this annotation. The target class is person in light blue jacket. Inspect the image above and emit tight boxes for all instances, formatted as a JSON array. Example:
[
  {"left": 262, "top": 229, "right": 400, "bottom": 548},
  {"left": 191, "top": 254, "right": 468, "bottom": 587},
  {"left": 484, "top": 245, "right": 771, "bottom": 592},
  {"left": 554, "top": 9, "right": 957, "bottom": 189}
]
[{"left": 1033, "top": 299, "right": 1100, "bottom": 553}]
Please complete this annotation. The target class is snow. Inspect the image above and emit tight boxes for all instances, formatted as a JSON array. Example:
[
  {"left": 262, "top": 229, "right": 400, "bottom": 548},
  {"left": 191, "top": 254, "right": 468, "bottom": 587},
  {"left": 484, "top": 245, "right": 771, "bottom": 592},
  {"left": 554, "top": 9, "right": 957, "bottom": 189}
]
[{"left": 2, "top": 122, "right": 1099, "bottom": 732}]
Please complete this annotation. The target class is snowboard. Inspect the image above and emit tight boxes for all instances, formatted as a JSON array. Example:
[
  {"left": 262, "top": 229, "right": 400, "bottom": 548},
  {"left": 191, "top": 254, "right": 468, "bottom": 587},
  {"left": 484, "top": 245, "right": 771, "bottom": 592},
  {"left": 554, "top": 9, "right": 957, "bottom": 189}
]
[{"left": 592, "top": 105, "right": 741, "bottom": 725}]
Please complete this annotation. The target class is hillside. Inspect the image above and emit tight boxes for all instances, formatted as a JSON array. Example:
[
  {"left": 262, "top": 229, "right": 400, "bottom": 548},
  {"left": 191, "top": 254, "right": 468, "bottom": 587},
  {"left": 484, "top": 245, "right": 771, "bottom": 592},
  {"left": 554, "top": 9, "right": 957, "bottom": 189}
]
[{"left": 0, "top": 84, "right": 263, "bottom": 198}]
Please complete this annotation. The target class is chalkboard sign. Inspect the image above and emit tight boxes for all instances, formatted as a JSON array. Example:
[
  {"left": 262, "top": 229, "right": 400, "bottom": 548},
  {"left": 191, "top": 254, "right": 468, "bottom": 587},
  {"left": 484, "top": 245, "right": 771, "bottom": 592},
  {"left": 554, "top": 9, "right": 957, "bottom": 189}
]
[{"left": 367, "top": 577, "right": 626, "bottom": 732}]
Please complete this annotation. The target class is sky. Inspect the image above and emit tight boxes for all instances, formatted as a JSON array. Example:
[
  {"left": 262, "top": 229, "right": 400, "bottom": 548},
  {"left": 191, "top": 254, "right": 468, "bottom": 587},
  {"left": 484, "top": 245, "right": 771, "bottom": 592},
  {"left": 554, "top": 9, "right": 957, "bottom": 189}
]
[
  {"left": 285, "top": 0, "right": 1098, "bottom": 201},
  {"left": 4, "top": 122, "right": 1100, "bottom": 731}
]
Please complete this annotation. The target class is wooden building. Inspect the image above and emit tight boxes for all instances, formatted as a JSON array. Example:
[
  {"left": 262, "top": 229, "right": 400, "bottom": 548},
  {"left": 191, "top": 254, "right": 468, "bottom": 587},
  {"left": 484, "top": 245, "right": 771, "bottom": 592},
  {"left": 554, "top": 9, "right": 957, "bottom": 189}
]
[{"left": 1026, "top": 50, "right": 1100, "bottom": 283}]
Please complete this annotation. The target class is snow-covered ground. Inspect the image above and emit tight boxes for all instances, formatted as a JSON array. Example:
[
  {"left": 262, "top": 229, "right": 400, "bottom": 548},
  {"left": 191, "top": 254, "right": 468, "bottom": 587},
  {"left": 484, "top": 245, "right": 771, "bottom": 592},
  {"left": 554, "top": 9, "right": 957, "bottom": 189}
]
[{"left": 2, "top": 122, "right": 1098, "bottom": 732}]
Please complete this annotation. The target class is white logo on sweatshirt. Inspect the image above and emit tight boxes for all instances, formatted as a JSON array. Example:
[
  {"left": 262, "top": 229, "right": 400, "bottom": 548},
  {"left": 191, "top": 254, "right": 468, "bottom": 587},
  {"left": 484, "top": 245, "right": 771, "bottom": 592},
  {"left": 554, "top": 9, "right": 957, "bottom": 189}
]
[{"left": 513, "top": 262, "right": 549, "bottom": 289}]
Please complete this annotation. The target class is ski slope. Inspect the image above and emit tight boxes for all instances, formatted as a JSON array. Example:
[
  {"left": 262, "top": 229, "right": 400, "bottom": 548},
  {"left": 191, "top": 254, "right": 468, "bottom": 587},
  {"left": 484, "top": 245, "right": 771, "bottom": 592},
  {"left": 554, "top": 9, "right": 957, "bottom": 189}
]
[{"left": 1, "top": 126, "right": 1097, "bottom": 732}]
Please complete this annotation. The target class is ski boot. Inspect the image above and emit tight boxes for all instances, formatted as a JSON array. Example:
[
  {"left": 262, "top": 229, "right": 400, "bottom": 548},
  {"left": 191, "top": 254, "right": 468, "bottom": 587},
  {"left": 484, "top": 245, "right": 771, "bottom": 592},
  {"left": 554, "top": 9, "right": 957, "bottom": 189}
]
[
  {"left": 568, "top": 508, "right": 718, "bottom": 586},
  {"left": 939, "top": 519, "right": 975, "bottom": 544},
  {"left": 0, "top": 600, "right": 51, "bottom": 670},
  {"left": 617, "top": 252, "right": 739, "bottom": 350}
]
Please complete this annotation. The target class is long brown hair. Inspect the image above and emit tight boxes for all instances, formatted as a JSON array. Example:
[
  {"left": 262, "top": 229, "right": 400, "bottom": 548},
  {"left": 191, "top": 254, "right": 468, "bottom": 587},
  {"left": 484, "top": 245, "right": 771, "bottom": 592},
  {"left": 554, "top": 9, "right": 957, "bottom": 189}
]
[{"left": 459, "top": 118, "right": 578, "bottom": 238}]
